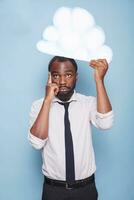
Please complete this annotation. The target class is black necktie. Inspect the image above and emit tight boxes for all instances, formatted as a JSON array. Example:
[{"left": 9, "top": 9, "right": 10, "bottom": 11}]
[{"left": 59, "top": 102, "right": 75, "bottom": 184}]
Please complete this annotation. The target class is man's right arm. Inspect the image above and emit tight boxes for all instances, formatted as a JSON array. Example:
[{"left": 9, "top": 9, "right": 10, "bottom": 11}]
[
  {"left": 30, "top": 99, "right": 51, "bottom": 140},
  {"left": 30, "top": 73, "right": 59, "bottom": 140}
]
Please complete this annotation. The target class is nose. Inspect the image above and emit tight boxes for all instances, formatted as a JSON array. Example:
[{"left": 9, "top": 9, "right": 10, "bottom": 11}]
[{"left": 59, "top": 76, "right": 66, "bottom": 85}]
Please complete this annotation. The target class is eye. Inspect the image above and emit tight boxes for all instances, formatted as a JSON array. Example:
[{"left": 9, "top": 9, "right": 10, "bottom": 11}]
[
  {"left": 66, "top": 74, "right": 72, "bottom": 78},
  {"left": 52, "top": 74, "right": 60, "bottom": 79}
]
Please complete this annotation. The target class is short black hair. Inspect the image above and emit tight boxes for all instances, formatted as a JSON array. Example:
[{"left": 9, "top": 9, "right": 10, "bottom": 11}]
[{"left": 48, "top": 56, "right": 78, "bottom": 72}]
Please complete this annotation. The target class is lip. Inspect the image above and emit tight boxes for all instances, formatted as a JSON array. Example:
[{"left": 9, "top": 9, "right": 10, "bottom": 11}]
[{"left": 59, "top": 87, "right": 69, "bottom": 92}]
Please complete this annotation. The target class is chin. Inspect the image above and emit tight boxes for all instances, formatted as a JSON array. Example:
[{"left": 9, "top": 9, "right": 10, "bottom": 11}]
[
  {"left": 57, "top": 91, "right": 69, "bottom": 98},
  {"left": 56, "top": 89, "right": 74, "bottom": 101}
]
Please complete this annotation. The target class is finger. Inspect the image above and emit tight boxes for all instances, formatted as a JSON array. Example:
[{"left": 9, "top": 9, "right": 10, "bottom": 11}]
[
  {"left": 89, "top": 59, "right": 96, "bottom": 65},
  {"left": 90, "top": 59, "right": 101, "bottom": 66},
  {"left": 91, "top": 59, "right": 106, "bottom": 64},
  {"left": 90, "top": 64, "right": 97, "bottom": 70},
  {"left": 89, "top": 60, "right": 97, "bottom": 68},
  {"left": 103, "top": 59, "right": 108, "bottom": 67},
  {"left": 90, "top": 59, "right": 107, "bottom": 69},
  {"left": 47, "top": 72, "right": 52, "bottom": 85},
  {"left": 90, "top": 60, "right": 102, "bottom": 69},
  {"left": 52, "top": 84, "right": 59, "bottom": 95},
  {"left": 54, "top": 87, "right": 59, "bottom": 95},
  {"left": 97, "top": 59, "right": 108, "bottom": 68},
  {"left": 46, "top": 83, "right": 58, "bottom": 89}
]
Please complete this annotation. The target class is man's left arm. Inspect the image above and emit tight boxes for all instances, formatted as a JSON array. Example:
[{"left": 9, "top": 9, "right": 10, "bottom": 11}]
[
  {"left": 89, "top": 59, "right": 114, "bottom": 130},
  {"left": 90, "top": 59, "right": 112, "bottom": 114}
]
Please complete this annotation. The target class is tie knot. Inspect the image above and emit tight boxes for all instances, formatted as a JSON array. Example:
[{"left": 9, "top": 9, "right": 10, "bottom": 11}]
[{"left": 58, "top": 102, "right": 70, "bottom": 110}]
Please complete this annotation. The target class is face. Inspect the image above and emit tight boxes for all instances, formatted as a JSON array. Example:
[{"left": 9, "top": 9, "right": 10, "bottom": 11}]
[{"left": 50, "top": 60, "right": 78, "bottom": 101}]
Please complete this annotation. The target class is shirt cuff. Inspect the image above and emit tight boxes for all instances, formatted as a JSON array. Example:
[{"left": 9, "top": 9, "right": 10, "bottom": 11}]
[
  {"left": 96, "top": 110, "right": 114, "bottom": 119},
  {"left": 28, "top": 132, "right": 48, "bottom": 150}
]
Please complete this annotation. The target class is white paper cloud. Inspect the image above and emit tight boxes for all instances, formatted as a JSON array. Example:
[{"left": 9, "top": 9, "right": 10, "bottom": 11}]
[{"left": 37, "top": 7, "right": 113, "bottom": 63}]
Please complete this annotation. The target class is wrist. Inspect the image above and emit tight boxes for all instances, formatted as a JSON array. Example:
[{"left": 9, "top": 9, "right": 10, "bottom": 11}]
[
  {"left": 95, "top": 79, "right": 104, "bottom": 84},
  {"left": 44, "top": 97, "right": 52, "bottom": 105}
]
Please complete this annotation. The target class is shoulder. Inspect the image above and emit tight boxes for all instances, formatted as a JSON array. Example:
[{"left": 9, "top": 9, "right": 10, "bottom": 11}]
[
  {"left": 76, "top": 92, "right": 96, "bottom": 103},
  {"left": 31, "top": 97, "right": 44, "bottom": 110}
]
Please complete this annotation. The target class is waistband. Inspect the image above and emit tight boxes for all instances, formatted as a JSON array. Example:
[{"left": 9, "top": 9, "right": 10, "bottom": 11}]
[{"left": 44, "top": 174, "right": 95, "bottom": 189}]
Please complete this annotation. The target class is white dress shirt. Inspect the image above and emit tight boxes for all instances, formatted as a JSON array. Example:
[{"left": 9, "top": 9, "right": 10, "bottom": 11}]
[{"left": 28, "top": 91, "right": 114, "bottom": 181}]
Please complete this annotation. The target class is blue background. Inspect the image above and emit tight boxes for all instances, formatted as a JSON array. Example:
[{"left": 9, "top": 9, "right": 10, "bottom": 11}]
[{"left": 0, "top": 0, "right": 134, "bottom": 199}]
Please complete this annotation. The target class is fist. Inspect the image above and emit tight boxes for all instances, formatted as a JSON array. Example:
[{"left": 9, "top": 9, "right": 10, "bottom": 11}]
[{"left": 89, "top": 59, "right": 108, "bottom": 81}]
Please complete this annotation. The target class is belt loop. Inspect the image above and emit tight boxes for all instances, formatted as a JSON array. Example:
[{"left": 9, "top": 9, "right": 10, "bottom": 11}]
[{"left": 66, "top": 182, "right": 73, "bottom": 190}]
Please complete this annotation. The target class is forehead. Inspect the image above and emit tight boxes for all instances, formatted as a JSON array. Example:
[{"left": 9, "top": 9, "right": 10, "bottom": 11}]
[{"left": 50, "top": 60, "right": 76, "bottom": 73}]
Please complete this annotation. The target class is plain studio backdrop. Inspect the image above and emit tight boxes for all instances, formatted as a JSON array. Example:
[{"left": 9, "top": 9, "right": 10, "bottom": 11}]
[{"left": 0, "top": 0, "right": 133, "bottom": 200}]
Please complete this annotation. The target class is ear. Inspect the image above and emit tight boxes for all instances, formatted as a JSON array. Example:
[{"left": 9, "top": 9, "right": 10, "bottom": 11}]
[{"left": 76, "top": 73, "right": 78, "bottom": 80}]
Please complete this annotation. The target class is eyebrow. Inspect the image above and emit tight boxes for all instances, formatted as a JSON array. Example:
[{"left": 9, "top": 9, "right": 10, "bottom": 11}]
[
  {"left": 51, "top": 71, "right": 59, "bottom": 74},
  {"left": 51, "top": 70, "right": 74, "bottom": 74},
  {"left": 64, "top": 70, "right": 74, "bottom": 73}
]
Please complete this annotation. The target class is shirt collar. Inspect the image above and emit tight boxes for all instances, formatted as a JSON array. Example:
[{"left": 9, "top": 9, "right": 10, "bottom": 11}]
[{"left": 52, "top": 90, "right": 77, "bottom": 103}]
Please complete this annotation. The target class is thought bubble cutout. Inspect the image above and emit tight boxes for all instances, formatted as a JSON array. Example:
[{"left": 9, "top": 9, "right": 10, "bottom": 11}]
[{"left": 37, "top": 7, "right": 113, "bottom": 63}]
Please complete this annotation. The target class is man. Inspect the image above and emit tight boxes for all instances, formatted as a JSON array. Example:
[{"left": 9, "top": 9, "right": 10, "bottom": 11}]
[{"left": 28, "top": 56, "right": 114, "bottom": 200}]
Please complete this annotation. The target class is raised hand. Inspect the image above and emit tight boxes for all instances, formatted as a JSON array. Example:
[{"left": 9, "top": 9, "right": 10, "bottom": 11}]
[{"left": 89, "top": 59, "right": 108, "bottom": 82}]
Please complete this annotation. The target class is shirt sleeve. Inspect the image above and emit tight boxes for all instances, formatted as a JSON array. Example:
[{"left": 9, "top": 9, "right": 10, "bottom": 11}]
[
  {"left": 90, "top": 97, "right": 114, "bottom": 130},
  {"left": 28, "top": 100, "right": 48, "bottom": 150}
]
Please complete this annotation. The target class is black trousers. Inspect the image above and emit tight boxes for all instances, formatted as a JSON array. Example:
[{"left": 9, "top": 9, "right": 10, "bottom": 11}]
[{"left": 42, "top": 178, "right": 98, "bottom": 200}]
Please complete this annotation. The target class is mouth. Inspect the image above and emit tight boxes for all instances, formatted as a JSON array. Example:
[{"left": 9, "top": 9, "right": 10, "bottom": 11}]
[{"left": 59, "top": 87, "right": 70, "bottom": 92}]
